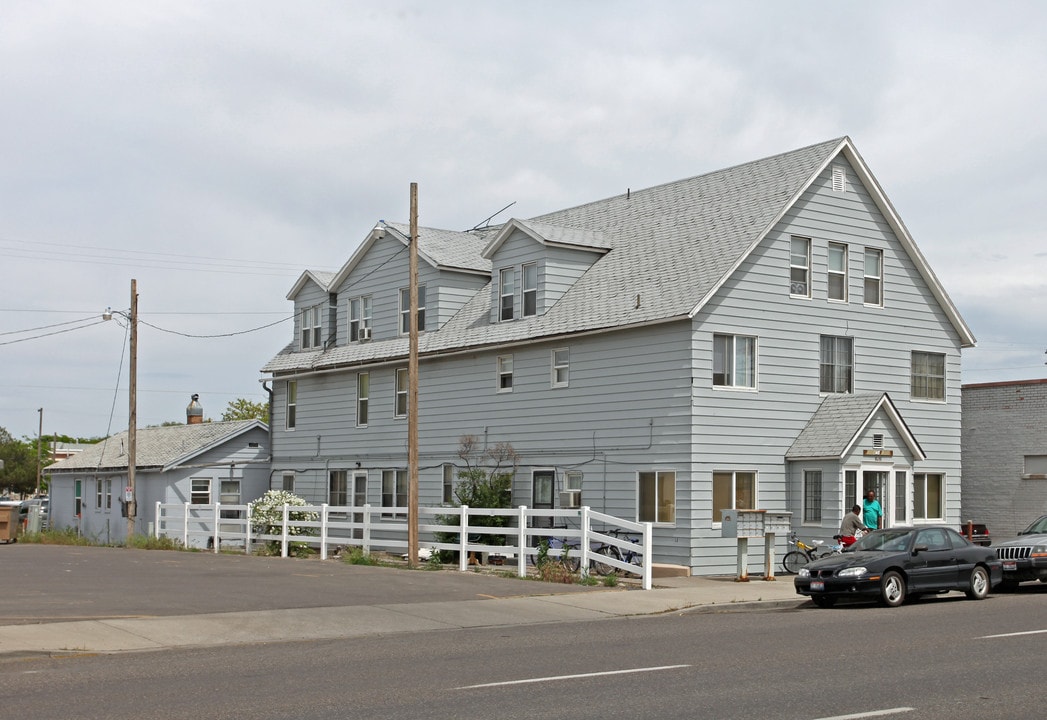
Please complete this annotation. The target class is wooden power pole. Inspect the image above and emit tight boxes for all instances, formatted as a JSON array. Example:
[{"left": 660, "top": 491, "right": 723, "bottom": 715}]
[
  {"left": 126, "top": 278, "right": 138, "bottom": 543},
  {"left": 407, "top": 183, "right": 420, "bottom": 567}
]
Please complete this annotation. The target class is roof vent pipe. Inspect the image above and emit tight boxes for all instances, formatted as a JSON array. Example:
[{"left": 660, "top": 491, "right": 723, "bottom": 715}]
[{"left": 187, "top": 394, "right": 204, "bottom": 425}]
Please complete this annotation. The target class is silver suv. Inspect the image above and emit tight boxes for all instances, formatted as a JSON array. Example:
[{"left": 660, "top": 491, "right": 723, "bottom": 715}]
[{"left": 993, "top": 515, "right": 1047, "bottom": 589}]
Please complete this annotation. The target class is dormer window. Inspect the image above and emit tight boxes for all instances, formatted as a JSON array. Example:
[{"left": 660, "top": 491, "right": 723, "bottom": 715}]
[
  {"left": 499, "top": 268, "right": 515, "bottom": 321},
  {"left": 301, "top": 306, "right": 322, "bottom": 349},
  {"left": 399, "top": 285, "right": 426, "bottom": 334},
  {"left": 523, "top": 263, "right": 537, "bottom": 317},
  {"left": 349, "top": 295, "right": 372, "bottom": 341}
]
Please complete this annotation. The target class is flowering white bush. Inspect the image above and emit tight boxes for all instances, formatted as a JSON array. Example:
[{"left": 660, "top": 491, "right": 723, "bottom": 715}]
[{"left": 248, "top": 489, "right": 317, "bottom": 537}]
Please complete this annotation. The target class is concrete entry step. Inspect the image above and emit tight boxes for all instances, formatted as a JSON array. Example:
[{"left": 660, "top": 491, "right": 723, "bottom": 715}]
[{"left": 651, "top": 563, "right": 690, "bottom": 578}]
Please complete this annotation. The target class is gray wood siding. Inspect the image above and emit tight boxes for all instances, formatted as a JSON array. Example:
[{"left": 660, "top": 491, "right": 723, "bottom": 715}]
[{"left": 687, "top": 157, "right": 964, "bottom": 574}]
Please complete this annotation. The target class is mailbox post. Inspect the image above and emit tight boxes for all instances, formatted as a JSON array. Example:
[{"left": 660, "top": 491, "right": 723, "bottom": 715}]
[{"left": 721, "top": 509, "right": 792, "bottom": 582}]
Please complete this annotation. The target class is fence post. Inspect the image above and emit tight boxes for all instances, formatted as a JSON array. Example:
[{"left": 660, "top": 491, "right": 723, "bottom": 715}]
[
  {"left": 245, "top": 502, "right": 253, "bottom": 555},
  {"left": 517, "top": 506, "right": 528, "bottom": 578},
  {"left": 320, "top": 503, "right": 329, "bottom": 560},
  {"left": 581, "top": 506, "right": 591, "bottom": 575},
  {"left": 642, "top": 521, "right": 653, "bottom": 590},
  {"left": 281, "top": 504, "right": 289, "bottom": 558},
  {"left": 362, "top": 504, "right": 372, "bottom": 553},
  {"left": 154, "top": 501, "right": 161, "bottom": 539},
  {"left": 213, "top": 503, "right": 221, "bottom": 553},
  {"left": 183, "top": 502, "right": 190, "bottom": 548},
  {"left": 458, "top": 505, "right": 469, "bottom": 572}
]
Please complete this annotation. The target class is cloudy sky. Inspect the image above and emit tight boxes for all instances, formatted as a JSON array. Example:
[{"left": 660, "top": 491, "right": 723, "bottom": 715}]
[{"left": 2, "top": 1, "right": 1045, "bottom": 441}]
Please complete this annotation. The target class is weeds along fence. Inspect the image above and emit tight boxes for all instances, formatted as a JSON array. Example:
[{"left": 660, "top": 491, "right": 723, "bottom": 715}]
[{"left": 154, "top": 502, "right": 654, "bottom": 590}]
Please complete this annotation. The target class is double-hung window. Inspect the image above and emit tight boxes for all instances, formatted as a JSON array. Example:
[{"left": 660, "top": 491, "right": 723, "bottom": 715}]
[
  {"left": 790, "top": 236, "right": 811, "bottom": 297},
  {"left": 499, "top": 268, "right": 515, "bottom": 321},
  {"left": 399, "top": 285, "right": 426, "bottom": 334},
  {"left": 285, "top": 380, "right": 297, "bottom": 430},
  {"left": 827, "top": 242, "right": 848, "bottom": 302},
  {"left": 357, "top": 372, "right": 369, "bottom": 426},
  {"left": 497, "top": 355, "right": 514, "bottom": 392},
  {"left": 349, "top": 296, "right": 372, "bottom": 341},
  {"left": 819, "top": 336, "right": 853, "bottom": 393},
  {"left": 281, "top": 473, "right": 295, "bottom": 493},
  {"left": 95, "top": 478, "right": 104, "bottom": 508},
  {"left": 712, "top": 471, "right": 756, "bottom": 524},
  {"left": 301, "top": 306, "right": 322, "bottom": 349},
  {"left": 911, "top": 351, "right": 945, "bottom": 401},
  {"left": 382, "top": 469, "right": 408, "bottom": 517},
  {"left": 394, "top": 368, "right": 408, "bottom": 417},
  {"left": 330, "top": 470, "right": 348, "bottom": 506},
  {"left": 913, "top": 473, "right": 944, "bottom": 520},
  {"left": 638, "top": 471, "right": 675, "bottom": 524},
  {"left": 712, "top": 334, "right": 756, "bottom": 389},
  {"left": 551, "top": 348, "right": 569, "bottom": 388},
  {"left": 803, "top": 470, "right": 822, "bottom": 523},
  {"left": 863, "top": 248, "right": 883, "bottom": 306},
  {"left": 190, "top": 478, "right": 211, "bottom": 505},
  {"left": 523, "top": 263, "right": 537, "bottom": 317},
  {"left": 104, "top": 478, "right": 112, "bottom": 509}
]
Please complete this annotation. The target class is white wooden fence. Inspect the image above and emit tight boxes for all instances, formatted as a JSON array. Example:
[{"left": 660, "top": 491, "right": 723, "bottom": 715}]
[{"left": 154, "top": 502, "right": 654, "bottom": 590}]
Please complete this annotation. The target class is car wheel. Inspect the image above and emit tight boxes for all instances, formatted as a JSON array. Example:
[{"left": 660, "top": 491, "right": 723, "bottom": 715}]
[
  {"left": 965, "top": 566, "right": 990, "bottom": 600},
  {"left": 880, "top": 570, "right": 906, "bottom": 607},
  {"left": 811, "top": 595, "right": 836, "bottom": 608}
]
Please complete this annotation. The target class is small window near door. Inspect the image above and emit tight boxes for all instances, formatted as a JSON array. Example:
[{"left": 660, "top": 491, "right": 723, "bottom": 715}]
[
  {"left": 914, "top": 473, "right": 943, "bottom": 520},
  {"left": 638, "top": 470, "right": 675, "bottom": 524},
  {"left": 803, "top": 470, "right": 822, "bottom": 523},
  {"left": 712, "top": 471, "right": 755, "bottom": 524},
  {"left": 282, "top": 473, "right": 295, "bottom": 493},
  {"left": 191, "top": 478, "right": 211, "bottom": 505}
]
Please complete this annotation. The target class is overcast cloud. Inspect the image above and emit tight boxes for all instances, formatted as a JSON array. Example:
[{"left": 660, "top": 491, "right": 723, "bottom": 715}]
[{"left": 2, "top": 1, "right": 1045, "bottom": 440}]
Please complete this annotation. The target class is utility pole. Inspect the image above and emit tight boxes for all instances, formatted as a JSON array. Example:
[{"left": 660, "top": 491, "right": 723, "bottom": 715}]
[
  {"left": 126, "top": 279, "right": 138, "bottom": 543},
  {"left": 36, "top": 408, "right": 43, "bottom": 496},
  {"left": 407, "top": 183, "right": 420, "bottom": 567}
]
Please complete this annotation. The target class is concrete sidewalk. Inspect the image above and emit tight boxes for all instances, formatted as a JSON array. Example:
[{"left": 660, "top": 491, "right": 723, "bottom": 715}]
[{"left": 0, "top": 545, "right": 807, "bottom": 657}]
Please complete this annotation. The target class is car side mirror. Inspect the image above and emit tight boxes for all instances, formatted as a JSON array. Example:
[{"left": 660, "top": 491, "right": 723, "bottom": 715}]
[{"left": 912, "top": 544, "right": 928, "bottom": 555}]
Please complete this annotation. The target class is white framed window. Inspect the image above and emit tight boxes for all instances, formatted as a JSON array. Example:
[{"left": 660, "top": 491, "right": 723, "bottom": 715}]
[
  {"left": 190, "top": 478, "right": 211, "bottom": 505},
  {"left": 790, "top": 236, "right": 811, "bottom": 297},
  {"left": 95, "top": 478, "right": 103, "bottom": 508},
  {"left": 638, "top": 470, "right": 675, "bottom": 524},
  {"left": 285, "top": 380, "right": 297, "bottom": 430},
  {"left": 394, "top": 368, "right": 408, "bottom": 417},
  {"left": 911, "top": 351, "right": 945, "bottom": 401},
  {"left": 281, "top": 473, "right": 295, "bottom": 493},
  {"left": 301, "top": 306, "right": 322, "bottom": 349},
  {"left": 499, "top": 268, "right": 515, "bottom": 321},
  {"left": 399, "top": 285, "right": 426, "bottom": 335},
  {"left": 74, "top": 480, "right": 81, "bottom": 516},
  {"left": 712, "top": 470, "right": 756, "bottom": 524},
  {"left": 443, "top": 464, "right": 455, "bottom": 504},
  {"left": 803, "top": 470, "right": 822, "bottom": 523},
  {"left": 357, "top": 372, "right": 369, "bottom": 426},
  {"left": 863, "top": 248, "right": 883, "bottom": 306},
  {"left": 105, "top": 477, "right": 112, "bottom": 510},
  {"left": 497, "top": 355, "right": 513, "bottom": 392},
  {"left": 382, "top": 469, "right": 408, "bottom": 517},
  {"left": 913, "top": 473, "right": 943, "bottom": 520},
  {"left": 349, "top": 296, "right": 372, "bottom": 341},
  {"left": 523, "top": 263, "right": 537, "bottom": 317},
  {"left": 713, "top": 334, "right": 756, "bottom": 389},
  {"left": 819, "top": 335, "right": 853, "bottom": 394},
  {"left": 330, "top": 470, "right": 348, "bottom": 506},
  {"left": 551, "top": 348, "right": 569, "bottom": 388},
  {"left": 219, "top": 479, "right": 240, "bottom": 521},
  {"left": 827, "top": 242, "right": 848, "bottom": 302}
]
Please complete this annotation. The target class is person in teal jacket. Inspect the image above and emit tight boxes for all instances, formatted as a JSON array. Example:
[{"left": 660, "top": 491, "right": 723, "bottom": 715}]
[{"left": 863, "top": 490, "right": 883, "bottom": 530}]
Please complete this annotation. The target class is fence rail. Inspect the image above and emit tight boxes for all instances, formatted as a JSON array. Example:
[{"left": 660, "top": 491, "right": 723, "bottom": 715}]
[{"left": 154, "top": 502, "right": 654, "bottom": 590}]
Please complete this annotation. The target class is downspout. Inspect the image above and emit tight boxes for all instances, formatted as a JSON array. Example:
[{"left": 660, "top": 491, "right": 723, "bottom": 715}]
[{"left": 262, "top": 381, "right": 274, "bottom": 487}]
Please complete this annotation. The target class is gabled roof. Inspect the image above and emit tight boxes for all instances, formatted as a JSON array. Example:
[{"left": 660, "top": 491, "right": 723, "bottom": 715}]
[
  {"left": 785, "top": 393, "right": 926, "bottom": 461},
  {"left": 47, "top": 420, "right": 267, "bottom": 474},
  {"left": 286, "top": 270, "right": 336, "bottom": 301},
  {"left": 264, "top": 137, "right": 974, "bottom": 375}
]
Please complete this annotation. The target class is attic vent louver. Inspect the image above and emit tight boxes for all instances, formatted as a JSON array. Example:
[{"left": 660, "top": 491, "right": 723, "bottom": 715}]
[
  {"left": 832, "top": 166, "right": 846, "bottom": 193},
  {"left": 873, "top": 434, "right": 884, "bottom": 448}
]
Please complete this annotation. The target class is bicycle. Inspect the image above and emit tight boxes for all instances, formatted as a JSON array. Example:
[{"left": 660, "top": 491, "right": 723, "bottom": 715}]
[
  {"left": 529, "top": 528, "right": 582, "bottom": 573},
  {"left": 781, "top": 532, "right": 827, "bottom": 574},
  {"left": 591, "top": 527, "right": 643, "bottom": 576}
]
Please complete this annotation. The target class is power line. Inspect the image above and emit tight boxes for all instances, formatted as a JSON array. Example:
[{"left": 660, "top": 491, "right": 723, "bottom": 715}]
[
  {"left": 0, "top": 319, "right": 108, "bottom": 346},
  {"left": 0, "top": 315, "right": 99, "bottom": 336},
  {"left": 137, "top": 315, "right": 292, "bottom": 338}
]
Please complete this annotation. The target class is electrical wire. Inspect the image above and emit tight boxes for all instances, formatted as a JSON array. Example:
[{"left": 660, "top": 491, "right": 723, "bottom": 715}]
[
  {"left": 0, "top": 315, "right": 100, "bottom": 336},
  {"left": 137, "top": 315, "right": 293, "bottom": 339},
  {"left": 0, "top": 319, "right": 108, "bottom": 346}
]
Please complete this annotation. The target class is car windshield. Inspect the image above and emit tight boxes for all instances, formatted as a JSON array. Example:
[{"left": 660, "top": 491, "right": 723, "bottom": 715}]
[
  {"left": 1020, "top": 516, "right": 1047, "bottom": 535},
  {"left": 851, "top": 529, "right": 913, "bottom": 552}
]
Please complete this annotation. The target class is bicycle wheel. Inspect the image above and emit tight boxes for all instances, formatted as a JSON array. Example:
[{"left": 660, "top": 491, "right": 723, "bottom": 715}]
[
  {"left": 591, "top": 546, "right": 619, "bottom": 576},
  {"left": 562, "top": 553, "right": 582, "bottom": 574},
  {"left": 782, "top": 551, "right": 810, "bottom": 575}
]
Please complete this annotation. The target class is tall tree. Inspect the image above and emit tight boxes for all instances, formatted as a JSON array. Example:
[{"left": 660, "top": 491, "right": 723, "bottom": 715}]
[
  {"left": 0, "top": 427, "right": 37, "bottom": 496},
  {"left": 221, "top": 398, "right": 269, "bottom": 424}
]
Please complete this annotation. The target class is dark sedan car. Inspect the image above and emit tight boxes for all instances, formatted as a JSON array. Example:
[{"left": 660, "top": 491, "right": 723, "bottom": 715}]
[
  {"left": 991, "top": 514, "right": 1047, "bottom": 589},
  {"left": 795, "top": 526, "right": 1002, "bottom": 608}
]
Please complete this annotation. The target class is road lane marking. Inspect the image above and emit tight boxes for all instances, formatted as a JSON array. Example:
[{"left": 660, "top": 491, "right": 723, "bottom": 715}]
[
  {"left": 978, "top": 629, "right": 1047, "bottom": 639},
  {"left": 456, "top": 664, "right": 691, "bottom": 689},
  {"left": 812, "top": 709, "right": 914, "bottom": 720}
]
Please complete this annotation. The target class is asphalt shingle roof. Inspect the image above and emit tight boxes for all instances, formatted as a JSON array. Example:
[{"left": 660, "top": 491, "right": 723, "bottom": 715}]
[{"left": 47, "top": 420, "right": 263, "bottom": 472}]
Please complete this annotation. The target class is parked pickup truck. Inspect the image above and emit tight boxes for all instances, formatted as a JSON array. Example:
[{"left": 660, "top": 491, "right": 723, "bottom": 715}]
[{"left": 992, "top": 515, "right": 1047, "bottom": 589}]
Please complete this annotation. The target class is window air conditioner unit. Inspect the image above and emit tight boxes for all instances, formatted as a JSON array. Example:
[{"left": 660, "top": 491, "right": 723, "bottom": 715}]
[
  {"left": 358, "top": 327, "right": 372, "bottom": 342},
  {"left": 559, "top": 490, "right": 581, "bottom": 508}
]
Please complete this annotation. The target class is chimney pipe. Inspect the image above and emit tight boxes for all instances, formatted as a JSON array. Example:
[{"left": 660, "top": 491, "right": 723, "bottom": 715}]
[{"left": 186, "top": 394, "right": 204, "bottom": 424}]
